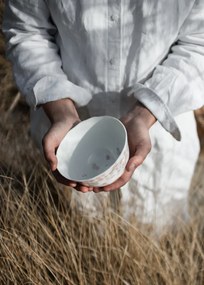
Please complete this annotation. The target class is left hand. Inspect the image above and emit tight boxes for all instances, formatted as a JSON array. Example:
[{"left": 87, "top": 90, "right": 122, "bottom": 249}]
[
  {"left": 42, "top": 98, "right": 93, "bottom": 193},
  {"left": 93, "top": 103, "right": 156, "bottom": 192}
]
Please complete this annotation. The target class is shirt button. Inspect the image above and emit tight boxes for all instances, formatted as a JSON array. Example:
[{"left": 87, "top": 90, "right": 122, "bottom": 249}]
[
  {"left": 110, "top": 14, "right": 118, "bottom": 22},
  {"left": 109, "top": 58, "right": 114, "bottom": 65}
]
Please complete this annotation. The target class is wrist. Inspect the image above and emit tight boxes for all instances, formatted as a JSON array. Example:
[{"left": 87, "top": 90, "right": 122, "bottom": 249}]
[
  {"left": 123, "top": 102, "right": 156, "bottom": 129},
  {"left": 42, "top": 98, "right": 79, "bottom": 124}
]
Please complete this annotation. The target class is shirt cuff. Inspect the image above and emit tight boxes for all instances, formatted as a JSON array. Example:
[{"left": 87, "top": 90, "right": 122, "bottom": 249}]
[
  {"left": 128, "top": 83, "right": 181, "bottom": 141},
  {"left": 29, "top": 76, "right": 92, "bottom": 108}
]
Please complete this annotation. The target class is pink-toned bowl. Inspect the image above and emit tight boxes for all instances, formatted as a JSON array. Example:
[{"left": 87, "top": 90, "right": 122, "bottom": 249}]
[{"left": 56, "top": 116, "right": 129, "bottom": 187}]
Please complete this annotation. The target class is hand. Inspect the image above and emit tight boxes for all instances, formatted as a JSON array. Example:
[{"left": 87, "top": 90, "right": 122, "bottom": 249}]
[
  {"left": 94, "top": 103, "right": 156, "bottom": 192},
  {"left": 42, "top": 98, "right": 93, "bottom": 193}
]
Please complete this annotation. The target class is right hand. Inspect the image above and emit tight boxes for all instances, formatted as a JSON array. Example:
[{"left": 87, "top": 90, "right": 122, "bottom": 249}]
[{"left": 42, "top": 98, "right": 92, "bottom": 193}]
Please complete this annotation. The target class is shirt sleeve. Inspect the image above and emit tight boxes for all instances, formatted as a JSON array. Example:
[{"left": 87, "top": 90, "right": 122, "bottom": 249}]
[
  {"left": 2, "top": 0, "right": 92, "bottom": 108},
  {"left": 128, "top": 0, "right": 204, "bottom": 141}
]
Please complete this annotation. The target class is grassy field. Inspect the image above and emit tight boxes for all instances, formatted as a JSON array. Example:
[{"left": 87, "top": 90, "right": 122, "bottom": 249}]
[{"left": 1, "top": 1, "right": 204, "bottom": 284}]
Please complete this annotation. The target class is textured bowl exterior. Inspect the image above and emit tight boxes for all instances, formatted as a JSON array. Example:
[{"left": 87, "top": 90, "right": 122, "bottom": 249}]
[{"left": 81, "top": 140, "right": 129, "bottom": 187}]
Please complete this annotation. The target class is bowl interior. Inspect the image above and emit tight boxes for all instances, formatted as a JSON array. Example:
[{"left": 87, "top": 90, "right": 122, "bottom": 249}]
[{"left": 57, "top": 117, "right": 127, "bottom": 181}]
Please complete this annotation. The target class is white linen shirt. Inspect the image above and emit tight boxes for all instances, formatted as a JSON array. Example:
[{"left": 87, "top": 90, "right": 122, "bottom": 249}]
[{"left": 2, "top": 0, "right": 204, "bottom": 140}]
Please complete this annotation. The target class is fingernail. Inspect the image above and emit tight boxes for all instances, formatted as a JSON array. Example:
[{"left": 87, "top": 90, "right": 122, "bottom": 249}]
[{"left": 69, "top": 183, "right": 77, "bottom": 188}]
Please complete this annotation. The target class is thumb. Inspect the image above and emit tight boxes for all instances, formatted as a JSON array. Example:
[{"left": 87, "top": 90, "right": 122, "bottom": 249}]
[
  {"left": 42, "top": 133, "right": 58, "bottom": 171},
  {"left": 126, "top": 141, "right": 151, "bottom": 172}
]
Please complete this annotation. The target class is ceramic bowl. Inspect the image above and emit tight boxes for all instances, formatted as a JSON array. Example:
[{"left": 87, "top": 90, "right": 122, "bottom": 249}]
[{"left": 56, "top": 116, "right": 129, "bottom": 187}]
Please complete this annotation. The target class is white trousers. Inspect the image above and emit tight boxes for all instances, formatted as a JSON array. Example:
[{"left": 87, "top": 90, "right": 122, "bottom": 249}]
[{"left": 30, "top": 109, "right": 200, "bottom": 228}]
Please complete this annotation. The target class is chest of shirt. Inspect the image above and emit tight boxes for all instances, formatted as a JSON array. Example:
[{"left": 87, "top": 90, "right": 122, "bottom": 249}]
[{"left": 46, "top": 0, "right": 194, "bottom": 39}]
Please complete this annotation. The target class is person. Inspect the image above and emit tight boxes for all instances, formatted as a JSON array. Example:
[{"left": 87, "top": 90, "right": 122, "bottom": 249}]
[{"left": 2, "top": 0, "right": 204, "bottom": 228}]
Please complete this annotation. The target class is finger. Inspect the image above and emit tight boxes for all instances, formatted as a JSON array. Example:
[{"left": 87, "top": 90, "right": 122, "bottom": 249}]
[
  {"left": 93, "top": 187, "right": 103, "bottom": 193},
  {"left": 103, "top": 170, "right": 132, "bottom": 192},
  {"left": 68, "top": 182, "right": 78, "bottom": 188},
  {"left": 101, "top": 145, "right": 148, "bottom": 192},
  {"left": 80, "top": 183, "right": 93, "bottom": 192},
  {"left": 76, "top": 185, "right": 91, "bottom": 193},
  {"left": 127, "top": 141, "right": 151, "bottom": 172},
  {"left": 42, "top": 134, "right": 58, "bottom": 171},
  {"left": 53, "top": 170, "right": 77, "bottom": 187}
]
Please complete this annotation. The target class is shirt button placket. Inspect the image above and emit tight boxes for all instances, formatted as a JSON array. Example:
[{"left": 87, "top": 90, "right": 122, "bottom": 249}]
[{"left": 107, "top": 2, "right": 121, "bottom": 116}]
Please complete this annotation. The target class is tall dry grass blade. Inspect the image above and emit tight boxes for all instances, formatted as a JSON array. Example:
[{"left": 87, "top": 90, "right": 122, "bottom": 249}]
[{"left": 6, "top": 92, "right": 21, "bottom": 114}]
